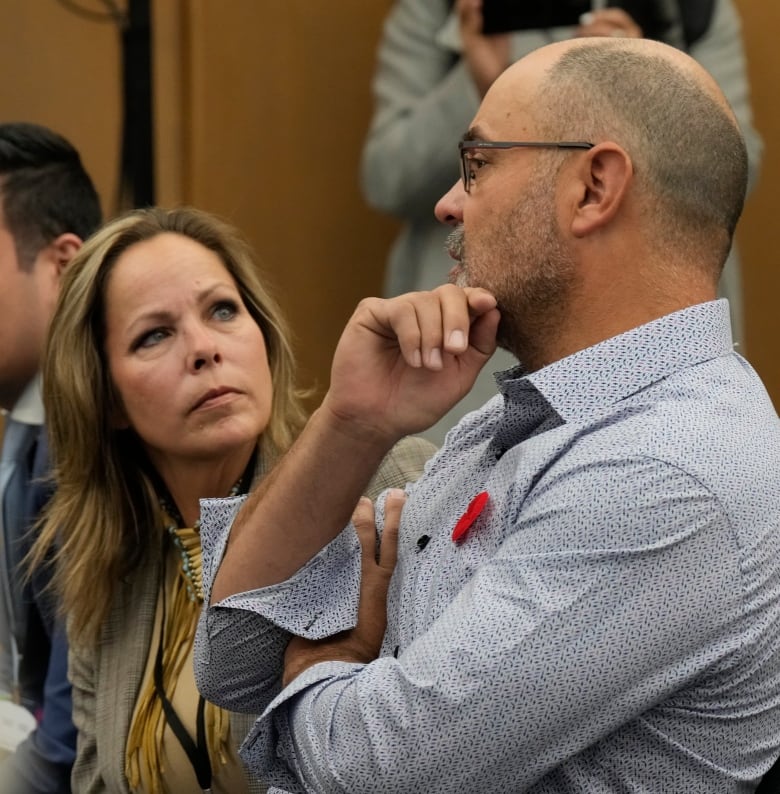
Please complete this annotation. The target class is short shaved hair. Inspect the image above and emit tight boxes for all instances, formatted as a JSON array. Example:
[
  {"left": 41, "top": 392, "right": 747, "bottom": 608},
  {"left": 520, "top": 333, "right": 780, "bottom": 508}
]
[{"left": 536, "top": 42, "right": 748, "bottom": 271}]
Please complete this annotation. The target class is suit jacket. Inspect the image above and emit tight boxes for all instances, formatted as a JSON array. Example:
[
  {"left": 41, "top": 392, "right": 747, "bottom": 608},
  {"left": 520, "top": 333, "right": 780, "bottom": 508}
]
[
  {"left": 70, "top": 436, "right": 436, "bottom": 793},
  {"left": 0, "top": 428, "right": 76, "bottom": 794}
]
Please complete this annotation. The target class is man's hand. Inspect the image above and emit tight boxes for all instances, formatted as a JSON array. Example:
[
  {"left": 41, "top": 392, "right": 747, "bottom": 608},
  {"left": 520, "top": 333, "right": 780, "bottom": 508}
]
[
  {"left": 576, "top": 8, "right": 643, "bottom": 39},
  {"left": 214, "top": 287, "right": 494, "bottom": 599},
  {"left": 323, "top": 285, "right": 499, "bottom": 444},
  {"left": 457, "top": 0, "right": 512, "bottom": 97},
  {"left": 282, "top": 490, "right": 406, "bottom": 687}
]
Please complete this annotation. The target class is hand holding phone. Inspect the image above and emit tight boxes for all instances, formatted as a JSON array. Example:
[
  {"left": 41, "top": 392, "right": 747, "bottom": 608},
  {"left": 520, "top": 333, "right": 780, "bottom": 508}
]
[
  {"left": 480, "top": 0, "right": 671, "bottom": 40},
  {"left": 481, "top": 0, "right": 591, "bottom": 35},
  {"left": 457, "top": 0, "right": 512, "bottom": 96}
]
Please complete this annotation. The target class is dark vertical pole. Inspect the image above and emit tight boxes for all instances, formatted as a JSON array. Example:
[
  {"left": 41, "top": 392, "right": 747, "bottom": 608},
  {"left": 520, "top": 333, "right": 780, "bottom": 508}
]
[{"left": 119, "top": 0, "right": 155, "bottom": 209}]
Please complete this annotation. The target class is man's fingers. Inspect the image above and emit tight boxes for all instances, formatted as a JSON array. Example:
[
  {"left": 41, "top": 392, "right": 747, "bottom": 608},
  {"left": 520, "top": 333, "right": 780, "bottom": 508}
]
[
  {"left": 577, "top": 8, "right": 643, "bottom": 38},
  {"left": 449, "top": 286, "right": 498, "bottom": 354},
  {"left": 456, "top": 0, "right": 483, "bottom": 33},
  {"left": 379, "top": 489, "right": 406, "bottom": 572},
  {"left": 358, "top": 286, "right": 497, "bottom": 371},
  {"left": 467, "top": 305, "right": 500, "bottom": 359},
  {"left": 352, "top": 491, "right": 405, "bottom": 573},
  {"left": 406, "top": 284, "right": 498, "bottom": 362},
  {"left": 352, "top": 496, "right": 378, "bottom": 562}
]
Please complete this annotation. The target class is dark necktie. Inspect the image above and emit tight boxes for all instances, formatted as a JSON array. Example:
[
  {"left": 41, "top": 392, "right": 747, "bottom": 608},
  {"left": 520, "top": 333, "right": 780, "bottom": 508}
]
[{"left": 0, "top": 418, "right": 39, "bottom": 696}]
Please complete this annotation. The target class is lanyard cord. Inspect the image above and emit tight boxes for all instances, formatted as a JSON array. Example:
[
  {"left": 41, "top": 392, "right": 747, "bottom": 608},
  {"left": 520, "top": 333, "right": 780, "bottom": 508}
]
[{"left": 154, "top": 556, "right": 213, "bottom": 793}]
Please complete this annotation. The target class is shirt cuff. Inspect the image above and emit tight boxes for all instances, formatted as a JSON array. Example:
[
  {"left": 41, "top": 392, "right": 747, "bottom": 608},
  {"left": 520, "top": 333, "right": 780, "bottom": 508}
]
[
  {"left": 199, "top": 496, "right": 364, "bottom": 639},
  {"left": 239, "top": 660, "right": 364, "bottom": 779}
]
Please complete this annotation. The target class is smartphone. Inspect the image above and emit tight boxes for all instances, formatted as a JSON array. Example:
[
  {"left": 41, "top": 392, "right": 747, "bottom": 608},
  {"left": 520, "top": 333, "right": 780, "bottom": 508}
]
[
  {"left": 480, "top": 0, "right": 672, "bottom": 38},
  {"left": 481, "top": 0, "right": 592, "bottom": 35}
]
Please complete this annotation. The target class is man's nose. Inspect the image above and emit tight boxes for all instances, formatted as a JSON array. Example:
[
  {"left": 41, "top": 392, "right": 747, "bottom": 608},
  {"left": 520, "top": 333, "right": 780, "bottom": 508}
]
[{"left": 434, "top": 180, "right": 465, "bottom": 226}]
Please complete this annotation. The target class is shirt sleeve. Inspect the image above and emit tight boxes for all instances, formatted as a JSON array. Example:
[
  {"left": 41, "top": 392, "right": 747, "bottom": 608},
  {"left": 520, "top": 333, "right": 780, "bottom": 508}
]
[
  {"left": 195, "top": 495, "right": 377, "bottom": 715},
  {"left": 234, "top": 458, "right": 745, "bottom": 793},
  {"left": 195, "top": 439, "right": 435, "bottom": 717}
]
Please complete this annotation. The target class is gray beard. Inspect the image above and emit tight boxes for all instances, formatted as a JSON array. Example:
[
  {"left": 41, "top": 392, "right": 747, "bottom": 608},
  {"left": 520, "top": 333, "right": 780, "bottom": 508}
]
[{"left": 445, "top": 209, "right": 575, "bottom": 369}]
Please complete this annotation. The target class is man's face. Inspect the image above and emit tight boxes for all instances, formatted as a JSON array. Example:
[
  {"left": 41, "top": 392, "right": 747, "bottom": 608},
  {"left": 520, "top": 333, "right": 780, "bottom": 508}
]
[
  {"left": 0, "top": 205, "right": 57, "bottom": 410},
  {"left": 442, "top": 57, "right": 578, "bottom": 363},
  {"left": 447, "top": 161, "right": 575, "bottom": 359}
]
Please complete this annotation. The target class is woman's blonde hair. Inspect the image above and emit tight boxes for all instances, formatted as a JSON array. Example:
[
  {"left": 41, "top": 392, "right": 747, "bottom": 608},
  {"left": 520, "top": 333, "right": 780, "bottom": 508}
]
[{"left": 31, "top": 206, "right": 308, "bottom": 645}]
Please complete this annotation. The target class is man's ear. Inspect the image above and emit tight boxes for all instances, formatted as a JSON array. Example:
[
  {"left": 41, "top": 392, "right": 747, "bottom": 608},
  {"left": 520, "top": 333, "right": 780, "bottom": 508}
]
[
  {"left": 49, "top": 232, "right": 83, "bottom": 275},
  {"left": 34, "top": 233, "right": 84, "bottom": 310},
  {"left": 567, "top": 142, "right": 633, "bottom": 238}
]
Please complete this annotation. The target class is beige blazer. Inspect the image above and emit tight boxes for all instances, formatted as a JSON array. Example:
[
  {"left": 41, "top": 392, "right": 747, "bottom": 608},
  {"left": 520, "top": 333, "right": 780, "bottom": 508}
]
[{"left": 69, "top": 436, "right": 436, "bottom": 793}]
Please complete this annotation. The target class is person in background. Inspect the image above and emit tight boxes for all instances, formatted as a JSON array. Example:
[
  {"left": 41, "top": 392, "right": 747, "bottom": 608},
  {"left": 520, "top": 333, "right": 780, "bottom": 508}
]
[
  {"left": 361, "top": 0, "right": 762, "bottom": 445},
  {"left": 28, "top": 206, "right": 434, "bottom": 792},
  {"left": 196, "top": 37, "right": 780, "bottom": 792},
  {"left": 0, "top": 122, "right": 101, "bottom": 794}
]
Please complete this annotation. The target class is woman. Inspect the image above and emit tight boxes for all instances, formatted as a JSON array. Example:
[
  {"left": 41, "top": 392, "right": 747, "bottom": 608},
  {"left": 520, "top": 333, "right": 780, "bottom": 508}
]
[{"left": 30, "top": 207, "right": 434, "bottom": 793}]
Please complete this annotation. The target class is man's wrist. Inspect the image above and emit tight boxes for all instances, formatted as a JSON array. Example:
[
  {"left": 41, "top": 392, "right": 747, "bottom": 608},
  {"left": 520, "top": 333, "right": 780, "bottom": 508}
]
[
  {"left": 283, "top": 641, "right": 369, "bottom": 688},
  {"left": 316, "top": 398, "right": 401, "bottom": 452}
]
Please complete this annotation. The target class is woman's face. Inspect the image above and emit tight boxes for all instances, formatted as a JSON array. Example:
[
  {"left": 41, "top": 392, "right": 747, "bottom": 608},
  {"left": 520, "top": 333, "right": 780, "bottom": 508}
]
[{"left": 103, "top": 232, "right": 273, "bottom": 475}]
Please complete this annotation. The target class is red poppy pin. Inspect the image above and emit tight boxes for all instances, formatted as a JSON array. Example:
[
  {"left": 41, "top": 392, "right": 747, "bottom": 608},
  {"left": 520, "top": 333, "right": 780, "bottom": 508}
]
[{"left": 452, "top": 491, "right": 489, "bottom": 544}]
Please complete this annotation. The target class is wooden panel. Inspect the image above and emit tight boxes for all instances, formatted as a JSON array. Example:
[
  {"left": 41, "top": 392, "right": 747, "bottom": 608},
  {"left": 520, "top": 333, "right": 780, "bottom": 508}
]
[
  {"left": 172, "top": 0, "right": 400, "bottom": 402},
  {"left": 152, "top": 0, "right": 188, "bottom": 206},
  {"left": 167, "top": 0, "right": 780, "bottom": 408},
  {"left": 1, "top": 1, "right": 773, "bottom": 410},
  {"left": 733, "top": 0, "right": 780, "bottom": 406},
  {"left": 0, "top": 0, "right": 122, "bottom": 219}
]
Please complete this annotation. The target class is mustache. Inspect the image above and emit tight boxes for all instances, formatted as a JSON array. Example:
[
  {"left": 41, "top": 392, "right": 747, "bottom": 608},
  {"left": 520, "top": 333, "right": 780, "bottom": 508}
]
[{"left": 445, "top": 225, "right": 464, "bottom": 259}]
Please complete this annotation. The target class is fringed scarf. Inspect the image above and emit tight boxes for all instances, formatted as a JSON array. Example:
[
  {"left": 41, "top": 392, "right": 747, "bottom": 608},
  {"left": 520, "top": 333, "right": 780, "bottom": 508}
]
[{"left": 125, "top": 517, "right": 231, "bottom": 793}]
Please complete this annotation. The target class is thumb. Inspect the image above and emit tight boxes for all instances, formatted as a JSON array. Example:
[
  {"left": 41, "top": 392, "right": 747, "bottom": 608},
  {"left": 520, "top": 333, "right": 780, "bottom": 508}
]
[{"left": 469, "top": 306, "right": 500, "bottom": 359}]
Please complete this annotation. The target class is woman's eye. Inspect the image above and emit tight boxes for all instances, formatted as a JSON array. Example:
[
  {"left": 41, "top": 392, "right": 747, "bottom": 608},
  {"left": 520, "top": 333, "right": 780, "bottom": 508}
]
[
  {"left": 213, "top": 300, "right": 238, "bottom": 321},
  {"left": 135, "top": 328, "right": 169, "bottom": 349}
]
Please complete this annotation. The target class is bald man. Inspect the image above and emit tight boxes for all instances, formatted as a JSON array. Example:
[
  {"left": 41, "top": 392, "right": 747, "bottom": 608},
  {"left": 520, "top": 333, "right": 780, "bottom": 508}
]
[{"left": 196, "top": 39, "right": 780, "bottom": 792}]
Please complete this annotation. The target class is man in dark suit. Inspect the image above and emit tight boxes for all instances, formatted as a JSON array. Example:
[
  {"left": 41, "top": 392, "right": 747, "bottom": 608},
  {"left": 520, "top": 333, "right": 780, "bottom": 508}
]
[{"left": 0, "top": 123, "right": 101, "bottom": 793}]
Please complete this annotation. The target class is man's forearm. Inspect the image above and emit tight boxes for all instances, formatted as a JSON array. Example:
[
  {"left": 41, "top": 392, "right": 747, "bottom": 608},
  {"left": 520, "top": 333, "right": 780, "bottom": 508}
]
[
  {"left": 211, "top": 287, "right": 498, "bottom": 603},
  {"left": 211, "top": 406, "right": 394, "bottom": 602}
]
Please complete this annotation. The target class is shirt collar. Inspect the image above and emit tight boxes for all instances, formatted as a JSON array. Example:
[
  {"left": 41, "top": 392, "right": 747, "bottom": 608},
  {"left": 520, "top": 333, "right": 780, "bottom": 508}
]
[
  {"left": 6, "top": 374, "right": 44, "bottom": 426},
  {"left": 496, "top": 300, "right": 733, "bottom": 425}
]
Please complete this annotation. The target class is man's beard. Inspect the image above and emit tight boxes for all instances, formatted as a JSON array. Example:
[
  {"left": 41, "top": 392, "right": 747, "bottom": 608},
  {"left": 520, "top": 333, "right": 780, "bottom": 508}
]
[{"left": 444, "top": 190, "right": 575, "bottom": 369}]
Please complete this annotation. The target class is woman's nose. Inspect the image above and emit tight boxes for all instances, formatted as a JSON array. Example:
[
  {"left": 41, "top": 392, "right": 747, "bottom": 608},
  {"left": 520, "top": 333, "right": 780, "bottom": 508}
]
[{"left": 188, "top": 326, "right": 222, "bottom": 371}]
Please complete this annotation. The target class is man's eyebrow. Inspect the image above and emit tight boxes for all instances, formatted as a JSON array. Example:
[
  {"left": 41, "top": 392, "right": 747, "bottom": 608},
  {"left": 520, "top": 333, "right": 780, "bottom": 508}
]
[{"left": 461, "top": 127, "right": 487, "bottom": 143}]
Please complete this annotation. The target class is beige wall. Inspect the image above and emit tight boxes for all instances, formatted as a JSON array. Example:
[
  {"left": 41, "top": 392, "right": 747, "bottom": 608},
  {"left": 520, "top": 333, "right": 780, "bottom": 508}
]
[{"left": 0, "top": 0, "right": 777, "bottom": 408}]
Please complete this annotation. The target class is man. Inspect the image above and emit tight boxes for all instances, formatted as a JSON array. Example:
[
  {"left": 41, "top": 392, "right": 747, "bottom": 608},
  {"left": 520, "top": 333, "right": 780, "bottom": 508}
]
[
  {"left": 361, "top": 0, "right": 762, "bottom": 446},
  {"left": 0, "top": 123, "right": 101, "bottom": 793},
  {"left": 196, "top": 38, "right": 780, "bottom": 791}
]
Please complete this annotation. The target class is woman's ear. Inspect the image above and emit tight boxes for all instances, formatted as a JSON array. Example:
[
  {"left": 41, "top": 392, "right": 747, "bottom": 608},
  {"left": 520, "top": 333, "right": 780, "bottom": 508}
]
[{"left": 568, "top": 142, "right": 634, "bottom": 238}]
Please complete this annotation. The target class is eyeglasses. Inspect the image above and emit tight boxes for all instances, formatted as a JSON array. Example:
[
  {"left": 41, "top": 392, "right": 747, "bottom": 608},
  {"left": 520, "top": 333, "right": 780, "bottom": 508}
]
[{"left": 459, "top": 140, "right": 594, "bottom": 193}]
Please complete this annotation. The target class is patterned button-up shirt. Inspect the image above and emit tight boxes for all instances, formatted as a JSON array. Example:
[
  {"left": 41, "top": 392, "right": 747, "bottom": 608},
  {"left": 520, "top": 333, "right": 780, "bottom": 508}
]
[{"left": 195, "top": 300, "right": 780, "bottom": 792}]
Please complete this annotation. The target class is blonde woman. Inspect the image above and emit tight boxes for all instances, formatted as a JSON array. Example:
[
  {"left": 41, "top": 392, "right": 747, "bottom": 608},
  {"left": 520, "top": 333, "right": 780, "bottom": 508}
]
[{"left": 31, "top": 207, "right": 434, "bottom": 793}]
